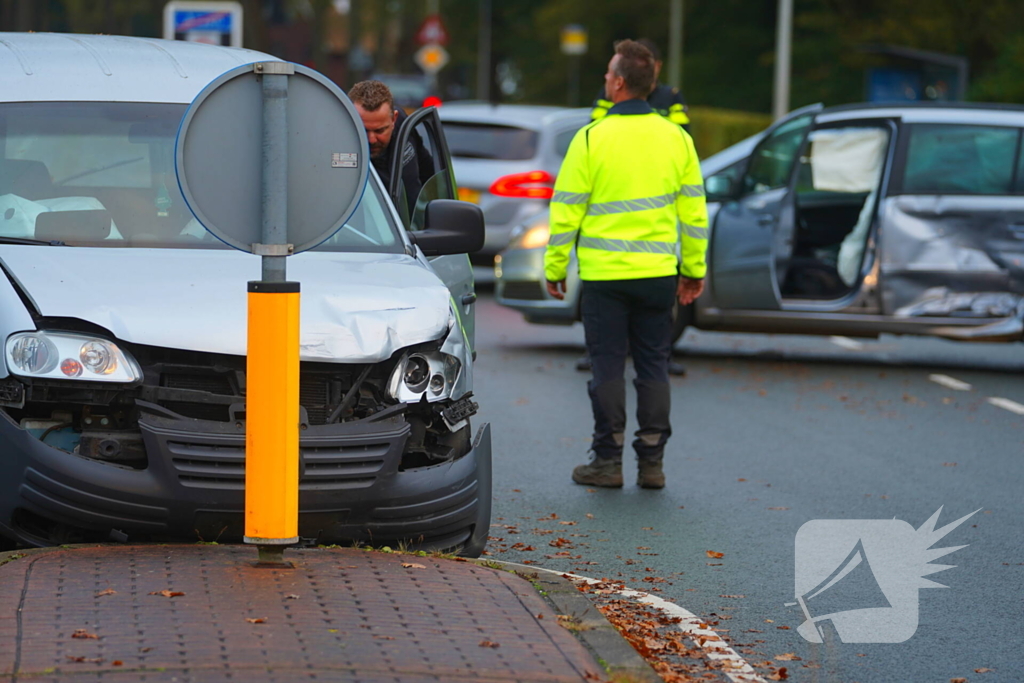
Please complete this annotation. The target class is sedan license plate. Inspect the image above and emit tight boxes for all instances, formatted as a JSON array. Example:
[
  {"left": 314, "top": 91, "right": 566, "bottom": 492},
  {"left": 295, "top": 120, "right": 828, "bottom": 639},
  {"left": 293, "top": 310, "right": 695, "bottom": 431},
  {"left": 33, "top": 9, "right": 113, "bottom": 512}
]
[{"left": 458, "top": 187, "right": 481, "bottom": 204}]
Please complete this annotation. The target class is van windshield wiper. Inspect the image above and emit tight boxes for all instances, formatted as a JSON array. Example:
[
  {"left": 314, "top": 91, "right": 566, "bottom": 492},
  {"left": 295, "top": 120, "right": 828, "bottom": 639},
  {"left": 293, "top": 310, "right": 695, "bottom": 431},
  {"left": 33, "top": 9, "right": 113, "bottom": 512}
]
[{"left": 0, "top": 236, "right": 67, "bottom": 246}]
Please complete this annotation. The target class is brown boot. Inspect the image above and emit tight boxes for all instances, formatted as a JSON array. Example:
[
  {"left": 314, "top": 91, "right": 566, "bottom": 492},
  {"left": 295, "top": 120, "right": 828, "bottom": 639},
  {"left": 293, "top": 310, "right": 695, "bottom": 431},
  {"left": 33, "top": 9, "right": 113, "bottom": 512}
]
[
  {"left": 637, "top": 460, "right": 665, "bottom": 489},
  {"left": 572, "top": 457, "right": 623, "bottom": 488}
]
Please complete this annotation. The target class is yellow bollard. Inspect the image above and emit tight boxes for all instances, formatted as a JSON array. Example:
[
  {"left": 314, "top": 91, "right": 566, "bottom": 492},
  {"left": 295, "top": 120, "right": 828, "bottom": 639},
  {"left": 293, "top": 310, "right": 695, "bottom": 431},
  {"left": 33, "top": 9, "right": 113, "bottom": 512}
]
[{"left": 244, "top": 281, "right": 300, "bottom": 553}]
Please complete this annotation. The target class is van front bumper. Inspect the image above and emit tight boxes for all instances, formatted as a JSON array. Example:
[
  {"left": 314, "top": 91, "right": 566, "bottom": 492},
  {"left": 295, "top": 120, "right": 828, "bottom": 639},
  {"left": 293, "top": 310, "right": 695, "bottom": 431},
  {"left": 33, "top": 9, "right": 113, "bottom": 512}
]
[{"left": 0, "top": 408, "right": 491, "bottom": 555}]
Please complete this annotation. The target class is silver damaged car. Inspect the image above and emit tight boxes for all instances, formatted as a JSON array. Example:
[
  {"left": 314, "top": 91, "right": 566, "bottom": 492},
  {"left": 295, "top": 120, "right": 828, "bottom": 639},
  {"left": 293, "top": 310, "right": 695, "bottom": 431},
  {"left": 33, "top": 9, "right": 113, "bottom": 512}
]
[{"left": 0, "top": 34, "right": 491, "bottom": 555}]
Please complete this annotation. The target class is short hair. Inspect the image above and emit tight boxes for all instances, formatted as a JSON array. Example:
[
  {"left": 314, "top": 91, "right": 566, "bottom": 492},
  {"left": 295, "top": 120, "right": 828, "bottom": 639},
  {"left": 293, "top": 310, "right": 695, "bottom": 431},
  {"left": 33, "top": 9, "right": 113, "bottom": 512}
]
[
  {"left": 637, "top": 38, "right": 661, "bottom": 62},
  {"left": 613, "top": 40, "right": 656, "bottom": 97},
  {"left": 349, "top": 80, "right": 394, "bottom": 112}
]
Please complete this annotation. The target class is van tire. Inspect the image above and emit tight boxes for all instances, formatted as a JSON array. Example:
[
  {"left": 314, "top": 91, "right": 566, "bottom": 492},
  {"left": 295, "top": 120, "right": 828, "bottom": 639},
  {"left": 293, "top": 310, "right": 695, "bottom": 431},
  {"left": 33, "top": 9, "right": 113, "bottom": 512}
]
[{"left": 671, "top": 301, "right": 692, "bottom": 344}]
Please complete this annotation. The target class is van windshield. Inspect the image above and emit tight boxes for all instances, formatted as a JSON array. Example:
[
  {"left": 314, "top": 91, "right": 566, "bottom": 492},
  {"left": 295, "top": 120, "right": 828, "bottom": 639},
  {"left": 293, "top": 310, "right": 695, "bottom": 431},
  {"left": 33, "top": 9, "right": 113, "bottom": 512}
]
[{"left": 0, "top": 102, "right": 402, "bottom": 252}]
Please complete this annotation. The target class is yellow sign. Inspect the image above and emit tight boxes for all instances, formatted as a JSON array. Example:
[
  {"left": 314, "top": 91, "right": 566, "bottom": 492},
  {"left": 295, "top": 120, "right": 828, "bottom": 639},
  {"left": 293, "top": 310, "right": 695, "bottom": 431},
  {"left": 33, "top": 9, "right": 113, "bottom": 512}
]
[
  {"left": 415, "top": 43, "right": 449, "bottom": 75},
  {"left": 561, "top": 25, "right": 587, "bottom": 56}
]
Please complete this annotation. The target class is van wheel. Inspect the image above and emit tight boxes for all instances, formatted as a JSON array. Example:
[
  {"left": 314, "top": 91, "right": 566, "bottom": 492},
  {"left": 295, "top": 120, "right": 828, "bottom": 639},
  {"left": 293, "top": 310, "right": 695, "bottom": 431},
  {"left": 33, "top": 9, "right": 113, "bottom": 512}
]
[{"left": 671, "top": 301, "right": 692, "bottom": 344}]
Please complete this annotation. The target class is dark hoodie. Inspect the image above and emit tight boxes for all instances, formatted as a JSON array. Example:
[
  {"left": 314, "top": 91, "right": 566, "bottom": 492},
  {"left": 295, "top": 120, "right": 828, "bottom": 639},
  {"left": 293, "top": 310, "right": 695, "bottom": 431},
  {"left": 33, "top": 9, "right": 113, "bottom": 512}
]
[{"left": 371, "top": 108, "right": 434, "bottom": 220}]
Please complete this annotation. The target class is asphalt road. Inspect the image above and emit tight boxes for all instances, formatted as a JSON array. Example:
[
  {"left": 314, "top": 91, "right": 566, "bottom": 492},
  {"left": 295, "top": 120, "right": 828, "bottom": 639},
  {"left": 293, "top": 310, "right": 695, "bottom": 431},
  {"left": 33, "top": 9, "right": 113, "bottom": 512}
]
[{"left": 471, "top": 290, "right": 1024, "bottom": 683}]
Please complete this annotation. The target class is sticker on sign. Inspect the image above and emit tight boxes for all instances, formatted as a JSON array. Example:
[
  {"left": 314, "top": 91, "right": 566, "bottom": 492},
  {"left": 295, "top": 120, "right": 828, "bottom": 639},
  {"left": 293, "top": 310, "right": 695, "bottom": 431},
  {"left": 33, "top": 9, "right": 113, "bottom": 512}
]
[{"left": 332, "top": 153, "right": 358, "bottom": 168}]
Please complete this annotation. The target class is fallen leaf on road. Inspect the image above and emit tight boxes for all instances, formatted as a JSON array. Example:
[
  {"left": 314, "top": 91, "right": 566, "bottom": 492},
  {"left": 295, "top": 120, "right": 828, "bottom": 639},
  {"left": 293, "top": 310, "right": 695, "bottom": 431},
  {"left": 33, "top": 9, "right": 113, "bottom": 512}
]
[
  {"left": 113, "top": 660, "right": 123, "bottom": 666},
  {"left": 719, "top": 594, "right": 744, "bottom": 599},
  {"left": 777, "top": 625, "right": 791, "bottom": 630},
  {"left": 285, "top": 594, "right": 300, "bottom": 600},
  {"left": 951, "top": 679, "right": 968, "bottom": 683},
  {"left": 95, "top": 589, "right": 116, "bottom": 597},
  {"left": 585, "top": 513, "right": 595, "bottom": 519},
  {"left": 373, "top": 634, "right": 395, "bottom": 640},
  {"left": 943, "top": 462, "right": 958, "bottom": 467},
  {"left": 401, "top": 563, "right": 426, "bottom": 569},
  {"left": 768, "top": 668, "right": 789, "bottom": 681},
  {"left": 245, "top": 618, "right": 267, "bottom": 624},
  {"left": 558, "top": 521, "right": 577, "bottom": 526},
  {"left": 479, "top": 640, "right": 500, "bottom": 648},
  {"left": 775, "top": 653, "right": 801, "bottom": 661},
  {"left": 148, "top": 590, "right": 184, "bottom": 598},
  {"left": 66, "top": 656, "right": 104, "bottom": 664},
  {"left": 138, "top": 647, "right": 152, "bottom": 653},
  {"left": 72, "top": 629, "right": 99, "bottom": 639},
  {"left": 636, "top": 546, "right": 651, "bottom": 550},
  {"left": 975, "top": 668, "right": 993, "bottom": 673},
  {"left": 705, "top": 550, "right": 724, "bottom": 559},
  {"left": 586, "top": 488, "right": 596, "bottom": 493},
  {"left": 643, "top": 637, "right": 666, "bottom": 651},
  {"left": 512, "top": 488, "right": 521, "bottom": 492},
  {"left": 737, "top": 478, "right": 747, "bottom": 482}
]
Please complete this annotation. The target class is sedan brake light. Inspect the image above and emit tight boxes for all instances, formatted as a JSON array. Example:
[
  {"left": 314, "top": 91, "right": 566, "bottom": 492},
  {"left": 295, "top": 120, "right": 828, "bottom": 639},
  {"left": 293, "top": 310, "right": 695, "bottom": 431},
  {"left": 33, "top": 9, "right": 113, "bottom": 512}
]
[{"left": 489, "top": 170, "right": 555, "bottom": 199}]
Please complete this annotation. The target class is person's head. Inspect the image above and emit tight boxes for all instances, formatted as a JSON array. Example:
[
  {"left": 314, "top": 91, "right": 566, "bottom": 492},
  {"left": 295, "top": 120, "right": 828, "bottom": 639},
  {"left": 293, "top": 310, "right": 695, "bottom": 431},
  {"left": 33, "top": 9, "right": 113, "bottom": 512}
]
[
  {"left": 603, "top": 39, "right": 656, "bottom": 103},
  {"left": 637, "top": 38, "right": 663, "bottom": 84},
  {"left": 349, "top": 80, "right": 397, "bottom": 159}
]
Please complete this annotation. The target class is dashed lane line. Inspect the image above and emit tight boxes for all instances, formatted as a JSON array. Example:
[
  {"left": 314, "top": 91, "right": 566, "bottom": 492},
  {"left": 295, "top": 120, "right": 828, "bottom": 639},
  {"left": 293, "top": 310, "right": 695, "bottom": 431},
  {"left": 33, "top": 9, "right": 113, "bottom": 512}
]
[
  {"left": 987, "top": 397, "right": 1024, "bottom": 416},
  {"left": 928, "top": 374, "right": 973, "bottom": 391},
  {"left": 828, "top": 335, "right": 865, "bottom": 351},
  {"left": 502, "top": 561, "right": 767, "bottom": 683}
]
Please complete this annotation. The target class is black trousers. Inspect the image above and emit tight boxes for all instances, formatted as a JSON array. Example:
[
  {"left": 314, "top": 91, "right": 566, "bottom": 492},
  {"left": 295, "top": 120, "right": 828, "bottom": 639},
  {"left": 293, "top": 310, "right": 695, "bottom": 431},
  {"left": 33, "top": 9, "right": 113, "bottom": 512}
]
[{"left": 581, "top": 276, "right": 675, "bottom": 462}]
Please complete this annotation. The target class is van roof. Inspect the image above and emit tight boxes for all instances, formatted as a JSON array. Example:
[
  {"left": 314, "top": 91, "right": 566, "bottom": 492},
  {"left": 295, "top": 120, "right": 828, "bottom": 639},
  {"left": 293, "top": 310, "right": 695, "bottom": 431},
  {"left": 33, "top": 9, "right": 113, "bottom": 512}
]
[{"left": 0, "top": 33, "right": 279, "bottom": 104}]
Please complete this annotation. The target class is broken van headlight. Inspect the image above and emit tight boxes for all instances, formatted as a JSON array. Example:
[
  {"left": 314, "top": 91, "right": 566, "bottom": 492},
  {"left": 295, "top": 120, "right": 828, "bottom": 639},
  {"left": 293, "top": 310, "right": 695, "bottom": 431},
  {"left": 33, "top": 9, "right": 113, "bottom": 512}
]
[
  {"left": 6, "top": 332, "right": 141, "bottom": 383},
  {"left": 387, "top": 350, "right": 462, "bottom": 403}
]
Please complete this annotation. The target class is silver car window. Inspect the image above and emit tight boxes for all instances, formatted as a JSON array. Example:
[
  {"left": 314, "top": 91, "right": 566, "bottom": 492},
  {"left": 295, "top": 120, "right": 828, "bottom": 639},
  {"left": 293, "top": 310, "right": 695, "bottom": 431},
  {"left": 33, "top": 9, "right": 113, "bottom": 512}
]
[
  {"left": 0, "top": 102, "right": 402, "bottom": 253},
  {"left": 902, "top": 124, "right": 1021, "bottom": 196},
  {"left": 442, "top": 122, "right": 539, "bottom": 160}
]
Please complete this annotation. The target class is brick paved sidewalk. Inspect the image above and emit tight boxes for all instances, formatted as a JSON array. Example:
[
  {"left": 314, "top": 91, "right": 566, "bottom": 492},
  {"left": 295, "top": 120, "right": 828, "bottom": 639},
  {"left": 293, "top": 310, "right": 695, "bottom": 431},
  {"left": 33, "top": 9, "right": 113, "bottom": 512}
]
[{"left": 0, "top": 545, "right": 605, "bottom": 683}]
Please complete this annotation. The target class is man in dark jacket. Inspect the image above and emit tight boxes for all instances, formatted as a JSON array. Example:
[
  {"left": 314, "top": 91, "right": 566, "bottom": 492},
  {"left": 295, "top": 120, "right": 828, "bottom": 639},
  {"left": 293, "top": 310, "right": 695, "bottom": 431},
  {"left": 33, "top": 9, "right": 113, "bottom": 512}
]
[{"left": 350, "top": 80, "right": 433, "bottom": 219}]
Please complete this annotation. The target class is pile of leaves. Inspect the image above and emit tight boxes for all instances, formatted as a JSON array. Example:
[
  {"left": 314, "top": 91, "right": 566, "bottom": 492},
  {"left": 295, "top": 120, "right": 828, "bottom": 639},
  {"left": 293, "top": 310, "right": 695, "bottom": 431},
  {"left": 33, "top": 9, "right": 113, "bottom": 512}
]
[{"left": 572, "top": 578, "right": 790, "bottom": 683}]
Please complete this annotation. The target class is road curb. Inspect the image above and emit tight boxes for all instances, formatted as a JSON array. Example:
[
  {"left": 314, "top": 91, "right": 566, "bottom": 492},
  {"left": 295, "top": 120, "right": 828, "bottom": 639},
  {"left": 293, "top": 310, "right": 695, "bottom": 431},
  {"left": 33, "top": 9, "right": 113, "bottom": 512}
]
[{"left": 475, "top": 559, "right": 661, "bottom": 683}]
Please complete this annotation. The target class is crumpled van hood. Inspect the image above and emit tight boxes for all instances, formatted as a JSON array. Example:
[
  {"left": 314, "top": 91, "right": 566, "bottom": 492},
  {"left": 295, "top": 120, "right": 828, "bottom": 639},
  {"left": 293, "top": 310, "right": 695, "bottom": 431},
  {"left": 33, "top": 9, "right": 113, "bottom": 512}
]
[{"left": 0, "top": 246, "right": 453, "bottom": 363}]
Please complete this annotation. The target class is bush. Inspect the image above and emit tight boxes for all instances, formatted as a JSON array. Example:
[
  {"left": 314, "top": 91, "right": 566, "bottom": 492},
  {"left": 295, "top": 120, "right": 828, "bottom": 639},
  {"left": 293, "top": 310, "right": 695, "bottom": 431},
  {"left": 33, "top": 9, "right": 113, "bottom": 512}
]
[{"left": 687, "top": 106, "right": 773, "bottom": 159}]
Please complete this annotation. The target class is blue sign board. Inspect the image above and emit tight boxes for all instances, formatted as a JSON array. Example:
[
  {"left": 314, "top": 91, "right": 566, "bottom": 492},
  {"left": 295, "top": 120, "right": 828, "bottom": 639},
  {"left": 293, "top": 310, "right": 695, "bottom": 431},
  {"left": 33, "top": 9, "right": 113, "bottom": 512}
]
[{"left": 163, "top": 2, "right": 243, "bottom": 48}]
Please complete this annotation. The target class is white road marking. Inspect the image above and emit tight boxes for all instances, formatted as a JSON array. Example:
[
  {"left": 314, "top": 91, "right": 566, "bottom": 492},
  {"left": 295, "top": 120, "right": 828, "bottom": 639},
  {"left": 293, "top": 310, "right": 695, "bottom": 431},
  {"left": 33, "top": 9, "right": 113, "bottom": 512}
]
[
  {"left": 928, "top": 374, "right": 973, "bottom": 391},
  {"left": 987, "top": 397, "right": 1024, "bottom": 416},
  {"left": 829, "top": 335, "right": 865, "bottom": 351},
  {"left": 501, "top": 561, "right": 767, "bottom": 683}
]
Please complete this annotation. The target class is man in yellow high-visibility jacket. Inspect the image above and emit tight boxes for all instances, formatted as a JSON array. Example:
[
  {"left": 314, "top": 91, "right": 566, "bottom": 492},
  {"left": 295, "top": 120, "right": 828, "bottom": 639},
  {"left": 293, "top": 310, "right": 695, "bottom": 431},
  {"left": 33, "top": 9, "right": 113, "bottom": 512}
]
[{"left": 545, "top": 39, "right": 708, "bottom": 489}]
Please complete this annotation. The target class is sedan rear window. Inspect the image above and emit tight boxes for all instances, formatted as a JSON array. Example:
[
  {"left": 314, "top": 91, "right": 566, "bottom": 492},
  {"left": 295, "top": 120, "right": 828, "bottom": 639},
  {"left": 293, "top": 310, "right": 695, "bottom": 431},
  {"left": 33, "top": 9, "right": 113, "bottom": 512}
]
[
  {"left": 902, "top": 124, "right": 1021, "bottom": 195},
  {"left": 442, "top": 122, "right": 538, "bottom": 160}
]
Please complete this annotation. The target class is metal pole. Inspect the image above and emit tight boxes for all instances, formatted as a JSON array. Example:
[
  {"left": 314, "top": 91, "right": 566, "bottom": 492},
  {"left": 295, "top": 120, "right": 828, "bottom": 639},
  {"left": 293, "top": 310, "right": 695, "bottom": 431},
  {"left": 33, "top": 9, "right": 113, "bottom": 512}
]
[
  {"left": 261, "top": 69, "right": 289, "bottom": 282},
  {"left": 476, "top": 0, "right": 491, "bottom": 101},
  {"left": 772, "top": 0, "right": 793, "bottom": 120},
  {"left": 245, "top": 62, "right": 299, "bottom": 566},
  {"left": 667, "top": 0, "right": 683, "bottom": 90}
]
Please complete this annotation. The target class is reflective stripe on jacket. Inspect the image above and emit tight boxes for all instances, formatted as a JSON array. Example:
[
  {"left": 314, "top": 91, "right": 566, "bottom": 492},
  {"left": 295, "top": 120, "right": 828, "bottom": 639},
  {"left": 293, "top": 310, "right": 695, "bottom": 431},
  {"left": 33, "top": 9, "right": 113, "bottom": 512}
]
[
  {"left": 545, "top": 98, "right": 708, "bottom": 282},
  {"left": 592, "top": 85, "right": 690, "bottom": 127}
]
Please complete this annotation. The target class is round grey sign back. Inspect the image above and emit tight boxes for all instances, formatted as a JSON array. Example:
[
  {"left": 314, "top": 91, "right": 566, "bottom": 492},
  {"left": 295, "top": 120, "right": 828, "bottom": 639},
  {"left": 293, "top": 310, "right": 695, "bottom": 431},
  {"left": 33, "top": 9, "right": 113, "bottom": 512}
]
[{"left": 175, "top": 62, "right": 369, "bottom": 254}]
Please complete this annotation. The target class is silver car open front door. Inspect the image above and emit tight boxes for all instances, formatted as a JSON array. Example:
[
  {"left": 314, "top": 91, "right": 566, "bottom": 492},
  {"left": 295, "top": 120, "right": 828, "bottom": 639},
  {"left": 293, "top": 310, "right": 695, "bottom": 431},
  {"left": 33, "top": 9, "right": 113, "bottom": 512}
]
[
  {"left": 710, "top": 109, "right": 818, "bottom": 310},
  {"left": 387, "top": 106, "right": 477, "bottom": 352}
]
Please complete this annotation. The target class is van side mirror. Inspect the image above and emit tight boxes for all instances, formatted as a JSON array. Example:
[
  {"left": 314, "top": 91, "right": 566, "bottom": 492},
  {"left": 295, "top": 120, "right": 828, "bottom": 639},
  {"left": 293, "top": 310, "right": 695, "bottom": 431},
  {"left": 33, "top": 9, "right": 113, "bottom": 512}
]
[
  {"left": 705, "top": 173, "right": 737, "bottom": 201},
  {"left": 409, "top": 199, "right": 485, "bottom": 256}
]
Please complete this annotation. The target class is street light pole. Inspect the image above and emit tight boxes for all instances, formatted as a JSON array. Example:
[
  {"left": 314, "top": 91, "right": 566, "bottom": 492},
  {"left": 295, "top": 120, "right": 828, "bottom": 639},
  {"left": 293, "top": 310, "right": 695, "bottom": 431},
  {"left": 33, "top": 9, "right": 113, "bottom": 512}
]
[
  {"left": 667, "top": 0, "right": 683, "bottom": 90},
  {"left": 772, "top": 0, "right": 793, "bottom": 120},
  {"left": 477, "top": 0, "right": 491, "bottom": 101}
]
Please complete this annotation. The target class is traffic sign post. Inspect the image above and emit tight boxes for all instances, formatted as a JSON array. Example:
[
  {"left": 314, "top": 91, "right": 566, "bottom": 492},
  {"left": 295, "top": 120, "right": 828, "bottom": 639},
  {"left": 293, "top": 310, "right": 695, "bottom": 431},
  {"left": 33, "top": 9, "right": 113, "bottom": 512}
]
[{"left": 175, "top": 62, "right": 368, "bottom": 563}]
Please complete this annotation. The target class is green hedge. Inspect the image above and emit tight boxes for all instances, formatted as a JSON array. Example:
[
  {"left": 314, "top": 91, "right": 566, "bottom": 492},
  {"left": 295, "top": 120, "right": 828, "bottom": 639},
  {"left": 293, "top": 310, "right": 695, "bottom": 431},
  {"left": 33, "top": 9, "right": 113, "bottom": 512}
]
[{"left": 687, "top": 106, "right": 773, "bottom": 159}]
